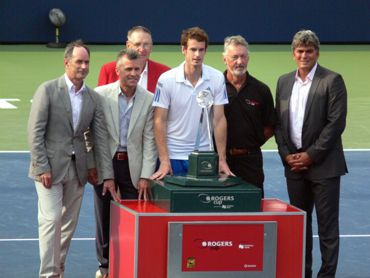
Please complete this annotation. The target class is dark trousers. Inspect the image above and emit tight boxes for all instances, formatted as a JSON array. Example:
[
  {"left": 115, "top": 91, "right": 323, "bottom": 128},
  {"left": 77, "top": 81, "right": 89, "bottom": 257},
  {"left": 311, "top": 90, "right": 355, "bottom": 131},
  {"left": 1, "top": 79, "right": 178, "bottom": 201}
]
[
  {"left": 93, "top": 158, "right": 138, "bottom": 274},
  {"left": 287, "top": 176, "right": 340, "bottom": 278},
  {"left": 227, "top": 150, "right": 264, "bottom": 197}
]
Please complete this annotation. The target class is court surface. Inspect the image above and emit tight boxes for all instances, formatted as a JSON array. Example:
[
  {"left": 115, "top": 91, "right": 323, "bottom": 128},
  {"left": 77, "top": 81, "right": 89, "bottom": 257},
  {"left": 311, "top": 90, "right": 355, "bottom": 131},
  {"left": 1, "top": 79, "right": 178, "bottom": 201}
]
[{"left": 0, "top": 151, "right": 369, "bottom": 277}]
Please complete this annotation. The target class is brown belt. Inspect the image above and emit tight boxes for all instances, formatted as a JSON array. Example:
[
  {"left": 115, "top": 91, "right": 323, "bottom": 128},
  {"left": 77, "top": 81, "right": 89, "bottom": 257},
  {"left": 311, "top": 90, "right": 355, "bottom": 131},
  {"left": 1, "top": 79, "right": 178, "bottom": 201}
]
[
  {"left": 115, "top": 152, "right": 128, "bottom": 160},
  {"left": 228, "top": 148, "right": 259, "bottom": 156}
]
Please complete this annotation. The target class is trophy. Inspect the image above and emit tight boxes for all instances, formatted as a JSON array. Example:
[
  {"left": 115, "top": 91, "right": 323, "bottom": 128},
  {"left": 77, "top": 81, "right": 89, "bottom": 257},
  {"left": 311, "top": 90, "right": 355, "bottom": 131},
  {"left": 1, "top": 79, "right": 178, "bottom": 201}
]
[
  {"left": 151, "top": 89, "right": 262, "bottom": 214},
  {"left": 195, "top": 89, "right": 214, "bottom": 151},
  {"left": 164, "top": 90, "right": 242, "bottom": 187},
  {"left": 186, "top": 90, "right": 219, "bottom": 179}
]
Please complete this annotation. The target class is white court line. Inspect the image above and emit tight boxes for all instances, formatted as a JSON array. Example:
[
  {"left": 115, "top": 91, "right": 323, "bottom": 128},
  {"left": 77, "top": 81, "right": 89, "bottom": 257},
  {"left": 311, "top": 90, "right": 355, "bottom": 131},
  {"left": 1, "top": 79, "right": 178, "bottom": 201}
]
[
  {"left": 0, "top": 238, "right": 95, "bottom": 242},
  {"left": 262, "top": 149, "right": 370, "bottom": 152},
  {"left": 313, "top": 235, "right": 370, "bottom": 238},
  {"left": 0, "top": 151, "right": 29, "bottom": 153},
  {"left": 2, "top": 235, "right": 370, "bottom": 242},
  {"left": 1, "top": 149, "right": 370, "bottom": 154}
]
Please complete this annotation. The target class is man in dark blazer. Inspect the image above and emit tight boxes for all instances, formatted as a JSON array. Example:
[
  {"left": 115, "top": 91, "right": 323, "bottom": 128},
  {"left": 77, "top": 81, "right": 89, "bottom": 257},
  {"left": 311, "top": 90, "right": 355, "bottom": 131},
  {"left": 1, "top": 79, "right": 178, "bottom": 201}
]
[
  {"left": 97, "top": 25, "right": 170, "bottom": 93},
  {"left": 28, "top": 40, "right": 118, "bottom": 278},
  {"left": 275, "top": 30, "right": 347, "bottom": 278}
]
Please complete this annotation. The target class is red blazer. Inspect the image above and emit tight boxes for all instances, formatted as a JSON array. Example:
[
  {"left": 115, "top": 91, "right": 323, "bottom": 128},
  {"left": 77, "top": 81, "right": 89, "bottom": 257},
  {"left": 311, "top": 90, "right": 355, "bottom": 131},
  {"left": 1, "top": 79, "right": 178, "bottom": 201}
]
[{"left": 97, "top": 59, "right": 170, "bottom": 93}]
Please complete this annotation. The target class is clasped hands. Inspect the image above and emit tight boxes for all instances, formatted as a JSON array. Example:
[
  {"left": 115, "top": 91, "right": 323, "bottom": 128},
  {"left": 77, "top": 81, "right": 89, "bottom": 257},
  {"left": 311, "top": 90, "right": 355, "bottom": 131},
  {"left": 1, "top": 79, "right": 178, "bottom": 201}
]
[{"left": 285, "top": 152, "right": 312, "bottom": 172}]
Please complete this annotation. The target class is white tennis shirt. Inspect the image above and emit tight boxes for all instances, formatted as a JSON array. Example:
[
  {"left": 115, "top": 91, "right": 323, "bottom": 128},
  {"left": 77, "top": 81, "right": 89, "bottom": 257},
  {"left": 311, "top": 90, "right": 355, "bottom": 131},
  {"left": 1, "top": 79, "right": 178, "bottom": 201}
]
[{"left": 153, "top": 62, "right": 228, "bottom": 159}]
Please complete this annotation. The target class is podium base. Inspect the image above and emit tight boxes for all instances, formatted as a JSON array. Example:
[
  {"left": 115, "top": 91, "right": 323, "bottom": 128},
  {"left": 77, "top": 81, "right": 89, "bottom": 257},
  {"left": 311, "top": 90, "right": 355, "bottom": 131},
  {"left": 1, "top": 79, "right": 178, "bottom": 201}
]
[
  {"left": 151, "top": 180, "right": 262, "bottom": 212},
  {"left": 164, "top": 175, "right": 243, "bottom": 187}
]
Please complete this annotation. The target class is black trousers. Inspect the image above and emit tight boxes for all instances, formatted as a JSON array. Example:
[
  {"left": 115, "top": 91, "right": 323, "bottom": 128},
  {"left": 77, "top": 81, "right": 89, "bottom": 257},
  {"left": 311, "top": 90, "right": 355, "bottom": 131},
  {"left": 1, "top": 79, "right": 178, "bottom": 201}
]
[
  {"left": 227, "top": 150, "right": 264, "bottom": 197},
  {"left": 287, "top": 176, "right": 340, "bottom": 278},
  {"left": 93, "top": 158, "right": 138, "bottom": 274}
]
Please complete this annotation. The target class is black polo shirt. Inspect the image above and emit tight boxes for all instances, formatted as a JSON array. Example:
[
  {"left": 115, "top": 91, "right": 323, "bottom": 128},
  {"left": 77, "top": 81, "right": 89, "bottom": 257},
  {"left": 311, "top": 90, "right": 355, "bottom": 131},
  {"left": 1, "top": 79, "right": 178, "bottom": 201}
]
[{"left": 224, "top": 71, "right": 276, "bottom": 149}]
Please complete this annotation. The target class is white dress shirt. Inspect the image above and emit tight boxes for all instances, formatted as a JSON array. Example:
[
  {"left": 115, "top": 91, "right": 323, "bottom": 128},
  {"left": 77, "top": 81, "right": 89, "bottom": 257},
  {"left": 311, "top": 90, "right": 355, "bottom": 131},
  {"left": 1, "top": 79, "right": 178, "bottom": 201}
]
[
  {"left": 64, "top": 74, "right": 85, "bottom": 131},
  {"left": 289, "top": 63, "right": 318, "bottom": 149},
  {"left": 138, "top": 62, "right": 148, "bottom": 90},
  {"left": 118, "top": 88, "right": 135, "bottom": 151}
]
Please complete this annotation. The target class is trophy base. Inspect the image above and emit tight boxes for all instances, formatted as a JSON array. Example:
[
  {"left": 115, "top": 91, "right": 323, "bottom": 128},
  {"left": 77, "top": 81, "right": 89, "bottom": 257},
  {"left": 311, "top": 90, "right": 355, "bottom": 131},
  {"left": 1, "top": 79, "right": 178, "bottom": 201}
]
[{"left": 187, "top": 150, "right": 218, "bottom": 178}]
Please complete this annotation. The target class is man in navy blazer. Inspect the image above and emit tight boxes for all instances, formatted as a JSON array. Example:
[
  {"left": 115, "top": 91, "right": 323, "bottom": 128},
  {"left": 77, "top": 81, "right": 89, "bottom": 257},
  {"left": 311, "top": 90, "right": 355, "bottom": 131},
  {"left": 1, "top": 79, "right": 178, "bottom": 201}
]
[
  {"left": 275, "top": 30, "right": 347, "bottom": 278},
  {"left": 97, "top": 26, "right": 170, "bottom": 93}
]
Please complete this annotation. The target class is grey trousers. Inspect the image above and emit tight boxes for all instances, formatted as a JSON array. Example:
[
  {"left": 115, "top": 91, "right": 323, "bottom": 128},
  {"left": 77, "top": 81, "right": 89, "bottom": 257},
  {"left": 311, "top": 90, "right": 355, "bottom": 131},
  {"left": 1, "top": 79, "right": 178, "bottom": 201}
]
[{"left": 35, "top": 161, "right": 85, "bottom": 278}]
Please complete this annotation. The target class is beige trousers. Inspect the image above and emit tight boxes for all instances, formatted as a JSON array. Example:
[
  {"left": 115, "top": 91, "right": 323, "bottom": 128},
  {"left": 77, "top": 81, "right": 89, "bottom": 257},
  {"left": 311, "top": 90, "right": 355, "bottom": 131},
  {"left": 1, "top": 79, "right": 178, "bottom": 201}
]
[{"left": 35, "top": 161, "right": 85, "bottom": 278}]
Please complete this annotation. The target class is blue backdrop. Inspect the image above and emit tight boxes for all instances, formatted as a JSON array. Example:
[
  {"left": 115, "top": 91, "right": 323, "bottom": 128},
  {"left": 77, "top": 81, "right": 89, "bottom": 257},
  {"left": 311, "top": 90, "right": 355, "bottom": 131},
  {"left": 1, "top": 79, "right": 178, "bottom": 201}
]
[{"left": 1, "top": 0, "right": 369, "bottom": 43}]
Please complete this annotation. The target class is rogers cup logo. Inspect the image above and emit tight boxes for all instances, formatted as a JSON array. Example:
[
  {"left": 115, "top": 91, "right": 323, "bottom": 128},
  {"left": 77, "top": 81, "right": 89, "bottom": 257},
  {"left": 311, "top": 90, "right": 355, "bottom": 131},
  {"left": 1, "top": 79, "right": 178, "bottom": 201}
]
[{"left": 197, "top": 194, "right": 235, "bottom": 205}]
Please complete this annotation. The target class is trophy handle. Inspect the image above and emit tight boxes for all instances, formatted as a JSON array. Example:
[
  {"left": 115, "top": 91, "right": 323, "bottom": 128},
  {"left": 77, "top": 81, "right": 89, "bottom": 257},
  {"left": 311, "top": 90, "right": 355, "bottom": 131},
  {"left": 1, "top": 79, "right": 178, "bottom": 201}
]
[
  {"left": 194, "top": 108, "right": 204, "bottom": 150},
  {"left": 204, "top": 107, "right": 214, "bottom": 151}
]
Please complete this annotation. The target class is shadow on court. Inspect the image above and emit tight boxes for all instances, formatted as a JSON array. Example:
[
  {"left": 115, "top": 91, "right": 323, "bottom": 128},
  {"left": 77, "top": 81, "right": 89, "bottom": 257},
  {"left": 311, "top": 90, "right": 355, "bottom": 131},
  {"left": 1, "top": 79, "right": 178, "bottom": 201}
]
[{"left": 0, "top": 151, "right": 369, "bottom": 277}]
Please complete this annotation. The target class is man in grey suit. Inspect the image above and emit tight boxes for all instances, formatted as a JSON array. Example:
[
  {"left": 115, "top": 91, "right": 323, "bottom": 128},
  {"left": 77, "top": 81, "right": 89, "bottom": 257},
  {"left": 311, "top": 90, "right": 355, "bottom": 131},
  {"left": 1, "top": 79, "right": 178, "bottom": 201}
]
[
  {"left": 275, "top": 30, "right": 347, "bottom": 278},
  {"left": 92, "top": 48, "right": 156, "bottom": 278},
  {"left": 28, "top": 40, "right": 118, "bottom": 278}
]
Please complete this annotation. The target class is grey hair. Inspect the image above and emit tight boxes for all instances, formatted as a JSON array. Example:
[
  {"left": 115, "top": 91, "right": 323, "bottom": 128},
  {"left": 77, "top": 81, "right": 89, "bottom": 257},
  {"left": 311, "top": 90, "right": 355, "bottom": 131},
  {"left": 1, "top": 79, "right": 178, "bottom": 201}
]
[
  {"left": 116, "top": 48, "right": 139, "bottom": 68},
  {"left": 64, "top": 39, "right": 90, "bottom": 60},
  {"left": 223, "top": 35, "right": 249, "bottom": 57},
  {"left": 127, "top": 25, "right": 151, "bottom": 41},
  {"left": 291, "top": 30, "right": 320, "bottom": 51}
]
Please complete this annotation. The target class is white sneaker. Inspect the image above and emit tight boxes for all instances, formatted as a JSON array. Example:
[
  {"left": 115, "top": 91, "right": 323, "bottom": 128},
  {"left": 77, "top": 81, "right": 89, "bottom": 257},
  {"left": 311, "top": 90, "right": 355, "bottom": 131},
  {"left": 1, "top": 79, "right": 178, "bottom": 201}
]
[
  {"left": 96, "top": 269, "right": 109, "bottom": 278},
  {"left": 95, "top": 270, "right": 102, "bottom": 278}
]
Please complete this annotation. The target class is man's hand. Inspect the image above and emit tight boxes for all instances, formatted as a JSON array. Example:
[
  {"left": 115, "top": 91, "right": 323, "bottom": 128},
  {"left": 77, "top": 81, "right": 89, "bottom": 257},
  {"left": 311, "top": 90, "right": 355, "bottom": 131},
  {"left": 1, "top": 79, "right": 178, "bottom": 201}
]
[
  {"left": 39, "top": 172, "right": 52, "bottom": 188},
  {"left": 285, "top": 152, "right": 312, "bottom": 172},
  {"left": 102, "top": 179, "right": 120, "bottom": 202},
  {"left": 137, "top": 178, "right": 151, "bottom": 201},
  {"left": 150, "top": 160, "right": 172, "bottom": 180},
  {"left": 87, "top": 168, "right": 98, "bottom": 186},
  {"left": 219, "top": 159, "right": 235, "bottom": 176}
]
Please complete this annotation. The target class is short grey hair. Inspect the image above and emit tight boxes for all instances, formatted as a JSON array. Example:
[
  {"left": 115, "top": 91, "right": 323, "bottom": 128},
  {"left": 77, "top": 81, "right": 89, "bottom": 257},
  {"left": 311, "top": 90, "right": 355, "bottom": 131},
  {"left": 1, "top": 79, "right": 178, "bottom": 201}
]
[
  {"left": 291, "top": 30, "right": 320, "bottom": 51},
  {"left": 223, "top": 35, "right": 249, "bottom": 57},
  {"left": 127, "top": 26, "right": 151, "bottom": 41},
  {"left": 64, "top": 39, "right": 90, "bottom": 60},
  {"left": 116, "top": 48, "right": 139, "bottom": 68}
]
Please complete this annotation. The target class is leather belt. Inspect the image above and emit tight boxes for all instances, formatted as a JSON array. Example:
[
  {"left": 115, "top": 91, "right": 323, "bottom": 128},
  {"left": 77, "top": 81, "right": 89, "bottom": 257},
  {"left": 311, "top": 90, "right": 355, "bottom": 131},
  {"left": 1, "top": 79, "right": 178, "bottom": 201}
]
[
  {"left": 115, "top": 152, "right": 128, "bottom": 160},
  {"left": 228, "top": 148, "right": 259, "bottom": 156}
]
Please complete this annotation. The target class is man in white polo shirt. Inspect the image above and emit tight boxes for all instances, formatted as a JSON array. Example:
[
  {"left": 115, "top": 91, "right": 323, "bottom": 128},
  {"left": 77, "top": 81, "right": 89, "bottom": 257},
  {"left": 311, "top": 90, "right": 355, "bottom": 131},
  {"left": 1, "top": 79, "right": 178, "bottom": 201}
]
[{"left": 151, "top": 26, "right": 233, "bottom": 179}]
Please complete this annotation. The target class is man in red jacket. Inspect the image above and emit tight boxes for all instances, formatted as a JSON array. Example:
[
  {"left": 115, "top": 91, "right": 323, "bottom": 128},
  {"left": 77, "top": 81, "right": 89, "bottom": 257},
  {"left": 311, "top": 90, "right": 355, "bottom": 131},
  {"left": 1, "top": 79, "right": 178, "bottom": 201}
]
[{"left": 98, "top": 26, "right": 170, "bottom": 93}]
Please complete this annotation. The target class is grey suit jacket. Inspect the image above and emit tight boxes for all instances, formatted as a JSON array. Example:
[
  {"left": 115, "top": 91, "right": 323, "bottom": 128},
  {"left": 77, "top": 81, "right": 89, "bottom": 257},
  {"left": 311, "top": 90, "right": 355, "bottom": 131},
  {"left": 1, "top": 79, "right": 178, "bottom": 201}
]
[
  {"left": 28, "top": 75, "right": 114, "bottom": 185},
  {"left": 94, "top": 81, "right": 157, "bottom": 187},
  {"left": 275, "top": 64, "right": 348, "bottom": 179}
]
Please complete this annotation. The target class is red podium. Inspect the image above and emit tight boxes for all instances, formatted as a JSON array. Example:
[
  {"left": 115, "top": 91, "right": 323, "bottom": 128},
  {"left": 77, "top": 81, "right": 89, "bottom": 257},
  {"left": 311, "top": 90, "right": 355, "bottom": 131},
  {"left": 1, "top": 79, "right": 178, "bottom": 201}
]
[{"left": 109, "top": 199, "right": 305, "bottom": 278}]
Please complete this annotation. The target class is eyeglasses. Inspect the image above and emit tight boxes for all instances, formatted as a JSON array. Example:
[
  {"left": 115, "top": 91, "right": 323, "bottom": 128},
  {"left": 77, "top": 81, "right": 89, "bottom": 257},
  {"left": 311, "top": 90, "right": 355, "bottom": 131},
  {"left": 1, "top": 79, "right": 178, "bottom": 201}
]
[{"left": 129, "top": 41, "right": 152, "bottom": 50}]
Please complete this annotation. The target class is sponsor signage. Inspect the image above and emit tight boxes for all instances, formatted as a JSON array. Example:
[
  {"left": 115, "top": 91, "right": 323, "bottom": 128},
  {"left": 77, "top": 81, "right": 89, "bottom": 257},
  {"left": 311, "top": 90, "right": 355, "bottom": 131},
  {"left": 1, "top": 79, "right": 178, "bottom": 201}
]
[{"left": 181, "top": 223, "right": 264, "bottom": 271}]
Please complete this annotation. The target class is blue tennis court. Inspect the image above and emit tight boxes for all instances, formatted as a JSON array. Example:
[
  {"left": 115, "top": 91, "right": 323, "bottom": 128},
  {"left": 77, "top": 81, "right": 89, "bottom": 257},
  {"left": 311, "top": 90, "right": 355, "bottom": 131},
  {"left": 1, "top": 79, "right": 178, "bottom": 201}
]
[{"left": 0, "top": 151, "right": 369, "bottom": 277}]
